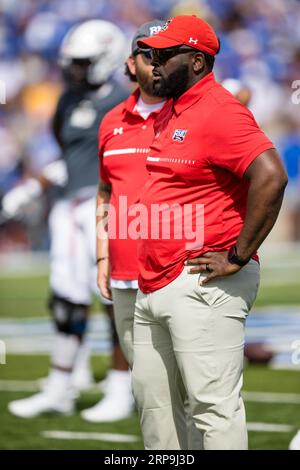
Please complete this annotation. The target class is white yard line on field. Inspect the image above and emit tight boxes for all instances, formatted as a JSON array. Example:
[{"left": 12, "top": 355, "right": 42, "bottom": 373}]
[
  {"left": 41, "top": 425, "right": 292, "bottom": 443},
  {"left": 247, "top": 422, "right": 293, "bottom": 433},
  {"left": 0, "top": 379, "right": 102, "bottom": 393},
  {"left": 242, "top": 391, "right": 300, "bottom": 404},
  {"left": 1, "top": 379, "right": 300, "bottom": 405},
  {"left": 0, "top": 379, "right": 40, "bottom": 392},
  {"left": 41, "top": 431, "right": 139, "bottom": 443}
]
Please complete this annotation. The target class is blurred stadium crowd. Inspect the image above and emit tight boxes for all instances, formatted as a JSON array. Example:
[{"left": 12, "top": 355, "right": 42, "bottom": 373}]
[{"left": 0, "top": 0, "right": 300, "bottom": 251}]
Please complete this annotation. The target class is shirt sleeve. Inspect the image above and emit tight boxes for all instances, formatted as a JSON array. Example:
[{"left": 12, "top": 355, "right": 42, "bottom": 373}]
[
  {"left": 98, "top": 119, "right": 110, "bottom": 184},
  {"left": 205, "top": 102, "right": 275, "bottom": 178}
]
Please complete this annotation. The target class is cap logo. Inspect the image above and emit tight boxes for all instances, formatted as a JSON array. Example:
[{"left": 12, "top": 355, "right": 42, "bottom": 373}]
[
  {"left": 113, "top": 127, "right": 123, "bottom": 135},
  {"left": 189, "top": 37, "right": 198, "bottom": 45},
  {"left": 149, "top": 25, "right": 162, "bottom": 36},
  {"left": 161, "top": 19, "right": 172, "bottom": 31}
]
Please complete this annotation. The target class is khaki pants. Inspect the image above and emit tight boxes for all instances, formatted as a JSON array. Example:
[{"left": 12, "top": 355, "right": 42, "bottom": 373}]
[
  {"left": 132, "top": 261, "right": 260, "bottom": 450},
  {"left": 111, "top": 288, "right": 137, "bottom": 368},
  {"left": 112, "top": 286, "right": 203, "bottom": 449}
]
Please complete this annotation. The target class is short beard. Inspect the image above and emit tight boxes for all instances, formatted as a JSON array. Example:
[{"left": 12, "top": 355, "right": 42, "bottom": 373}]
[
  {"left": 135, "top": 66, "right": 155, "bottom": 97},
  {"left": 153, "top": 64, "right": 190, "bottom": 99}
]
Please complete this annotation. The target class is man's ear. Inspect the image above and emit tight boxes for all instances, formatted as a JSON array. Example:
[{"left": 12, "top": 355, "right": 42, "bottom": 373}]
[
  {"left": 127, "top": 55, "right": 136, "bottom": 76},
  {"left": 192, "top": 52, "right": 205, "bottom": 74}
]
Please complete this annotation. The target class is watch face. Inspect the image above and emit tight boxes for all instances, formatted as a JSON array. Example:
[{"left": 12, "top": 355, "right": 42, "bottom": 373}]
[
  {"left": 228, "top": 246, "right": 236, "bottom": 262},
  {"left": 228, "top": 246, "right": 244, "bottom": 266}
]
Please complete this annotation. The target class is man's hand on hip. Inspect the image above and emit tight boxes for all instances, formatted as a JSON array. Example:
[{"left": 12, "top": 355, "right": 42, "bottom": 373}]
[{"left": 185, "top": 251, "right": 242, "bottom": 284}]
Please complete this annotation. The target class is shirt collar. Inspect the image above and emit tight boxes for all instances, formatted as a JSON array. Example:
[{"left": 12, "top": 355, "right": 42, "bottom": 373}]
[
  {"left": 124, "top": 88, "right": 141, "bottom": 115},
  {"left": 173, "top": 72, "right": 217, "bottom": 115},
  {"left": 124, "top": 88, "right": 165, "bottom": 118}
]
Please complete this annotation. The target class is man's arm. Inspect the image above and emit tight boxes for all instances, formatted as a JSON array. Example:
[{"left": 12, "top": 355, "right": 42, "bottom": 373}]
[
  {"left": 96, "top": 181, "right": 112, "bottom": 299},
  {"left": 234, "top": 148, "right": 288, "bottom": 262},
  {"left": 1, "top": 159, "right": 68, "bottom": 218},
  {"left": 186, "top": 149, "right": 288, "bottom": 283}
]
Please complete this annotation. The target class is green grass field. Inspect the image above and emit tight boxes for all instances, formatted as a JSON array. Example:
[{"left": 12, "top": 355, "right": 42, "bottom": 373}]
[
  {"left": 0, "top": 270, "right": 300, "bottom": 450},
  {"left": 1, "top": 355, "right": 299, "bottom": 450}
]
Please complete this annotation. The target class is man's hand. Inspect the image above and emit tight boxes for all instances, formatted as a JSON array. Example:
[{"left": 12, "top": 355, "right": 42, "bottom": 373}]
[
  {"left": 185, "top": 251, "right": 242, "bottom": 284},
  {"left": 2, "top": 179, "right": 42, "bottom": 218},
  {"left": 97, "top": 257, "right": 112, "bottom": 300},
  {"left": 42, "top": 160, "right": 68, "bottom": 187}
]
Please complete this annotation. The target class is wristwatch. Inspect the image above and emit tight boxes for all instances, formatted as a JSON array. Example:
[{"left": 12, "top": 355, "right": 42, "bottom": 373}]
[{"left": 228, "top": 245, "right": 250, "bottom": 267}]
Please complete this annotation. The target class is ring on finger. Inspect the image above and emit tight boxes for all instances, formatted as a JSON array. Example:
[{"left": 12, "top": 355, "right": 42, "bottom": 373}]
[{"left": 206, "top": 263, "right": 212, "bottom": 272}]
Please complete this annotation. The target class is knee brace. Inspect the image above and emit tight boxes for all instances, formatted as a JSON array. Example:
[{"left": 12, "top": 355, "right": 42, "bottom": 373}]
[{"left": 48, "top": 293, "right": 89, "bottom": 340}]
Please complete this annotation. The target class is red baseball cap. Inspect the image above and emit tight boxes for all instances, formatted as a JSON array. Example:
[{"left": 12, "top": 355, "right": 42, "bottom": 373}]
[{"left": 137, "top": 15, "right": 219, "bottom": 56}]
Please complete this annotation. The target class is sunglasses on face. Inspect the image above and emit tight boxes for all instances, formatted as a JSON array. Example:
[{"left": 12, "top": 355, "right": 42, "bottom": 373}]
[
  {"left": 134, "top": 49, "right": 152, "bottom": 60},
  {"left": 71, "top": 58, "right": 93, "bottom": 67},
  {"left": 150, "top": 46, "right": 197, "bottom": 64}
]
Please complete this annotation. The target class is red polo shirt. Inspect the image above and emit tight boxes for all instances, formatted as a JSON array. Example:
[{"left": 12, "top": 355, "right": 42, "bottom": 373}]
[
  {"left": 98, "top": 90, "right": 163, "bottom": 280},
  {"left": 138, "top": 72, "right": 274, "bottom": 293}
]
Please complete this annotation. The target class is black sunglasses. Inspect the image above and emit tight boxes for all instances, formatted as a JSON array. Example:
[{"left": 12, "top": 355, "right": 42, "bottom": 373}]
[
  {"left": 151, "top": 46, "right": 197, "bottom": 64},
  {"left": 71, "top": 58, "right": 93, "bottom": 67},
  {"left": 134, "top": 49, "right": 152, "bottom": 60}
]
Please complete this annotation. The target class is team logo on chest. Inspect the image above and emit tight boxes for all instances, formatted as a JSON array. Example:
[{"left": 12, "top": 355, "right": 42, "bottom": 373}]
[{"left": 172, "top": 129, "right": 187, "bottom": 142}]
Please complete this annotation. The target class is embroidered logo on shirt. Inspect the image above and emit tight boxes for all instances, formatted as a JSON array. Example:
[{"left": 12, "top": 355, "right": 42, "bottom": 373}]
[
  {"left": 172, "top": 129, "right": 187, "bottom": 142},
  {"left": 113, "top": 127, "right": 124, "bottom": 135}
]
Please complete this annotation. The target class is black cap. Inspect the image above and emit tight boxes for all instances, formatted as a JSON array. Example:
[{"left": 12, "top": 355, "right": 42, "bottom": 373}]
[{"left": 131, "top": 19, "right": 166, "bottom": 55}]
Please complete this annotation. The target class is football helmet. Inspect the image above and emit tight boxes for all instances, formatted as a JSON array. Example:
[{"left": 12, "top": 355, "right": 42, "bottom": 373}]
[{"left": 59, "top": 20, "right": 127, "bottom": 86}]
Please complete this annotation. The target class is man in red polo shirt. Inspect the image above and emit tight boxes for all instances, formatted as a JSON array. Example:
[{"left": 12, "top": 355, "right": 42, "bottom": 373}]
[{"left": 134, "top": 15, "right": 288, "bottom": 450}]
